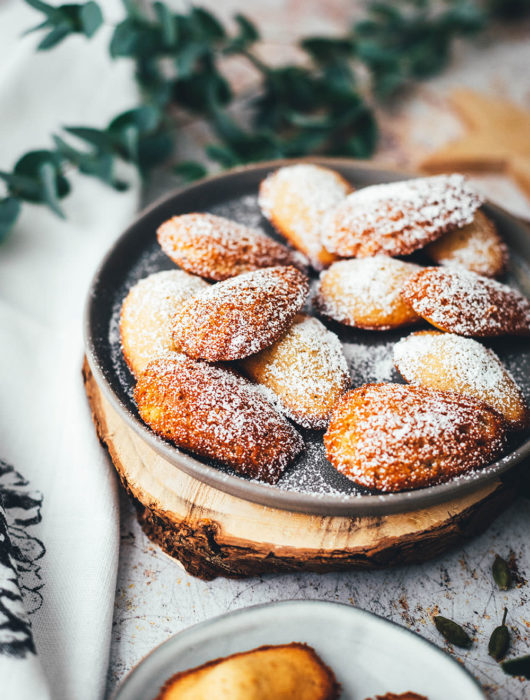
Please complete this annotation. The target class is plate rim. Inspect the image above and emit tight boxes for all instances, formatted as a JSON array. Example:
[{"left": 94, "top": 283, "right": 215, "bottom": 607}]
[
  {"left": 84, "top": 157, "right": 530, "bottom": 517},
  {"left": 111, "top": 598, "right": 487, "bottom": 700}
]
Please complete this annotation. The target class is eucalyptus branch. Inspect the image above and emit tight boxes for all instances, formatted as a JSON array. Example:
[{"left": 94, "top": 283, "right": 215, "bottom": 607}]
[{"left": 1, "top": 0, "right": 528, "bottom": 241}]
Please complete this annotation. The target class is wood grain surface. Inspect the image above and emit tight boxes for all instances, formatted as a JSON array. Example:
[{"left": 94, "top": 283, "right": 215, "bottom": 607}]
[{"left": 83, "top": 359, "right": 517, "bottom": 581}]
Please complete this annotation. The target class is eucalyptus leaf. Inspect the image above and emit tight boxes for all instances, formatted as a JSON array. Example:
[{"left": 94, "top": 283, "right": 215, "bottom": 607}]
[
  {"left": 173, "top": 161, "right": 208, "bottom": 183},
  {"left": 234, "top": 14, "right": 259, "bottom": 43},
  {"left": 190, "top": 7, "right": 225, "bottom": 40},
  {"left": 23, "top": 19, "right": 53, "bottom": 36},
  {"left": 0, "top": 171, "right": 42, "bottom": 200},
  {"left": 205, "top": 143, "right": 238, "bottom": 168},
  {"left": 109, "top": 106, "right": 161, "bottom": 135},
  {"left": 153, "top": 1, "right": 177, "bottom": 47},
  {"left": 301, "top": 36, "right": 354, "bottom": 63},
  {"left": 110, "top": 19, "right": 140, "bottom": 57},
  {"left": 224, "top": 14, "right": 259, "bottom": 53},
  {"left": 80, "top": 1, "right": 103, "bottom": 38},
  {"left": 10, "top": 0, "right": 530, "bottom": 244},
  {"left": 64, "top": 126, "right": 115, "bottom": 151},
  {"left": 24, "top": 0, "right": 57, "bottom": 17},
  {"left": 38, "top": 23, "right": 72, "bottom": 50},
  {"left": 120, "top": 0, "right": 144, "bottom": 20},
  {"left": 137, "top": 131, "right": 173, "bottom": 172},
  {"left": 0, "top": 197, "right": 21, "bottom": 243},
  {"left": 39, "top": 161, "right": 66, "bottom": 217}
]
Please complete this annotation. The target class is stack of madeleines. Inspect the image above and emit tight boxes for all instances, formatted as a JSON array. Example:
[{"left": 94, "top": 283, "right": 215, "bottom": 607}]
[{"left": 120, "top": 164, "right": 530, "bottom": 493}]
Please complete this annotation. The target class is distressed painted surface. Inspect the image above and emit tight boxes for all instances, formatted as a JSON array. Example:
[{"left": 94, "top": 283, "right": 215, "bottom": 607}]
[{"left": 107, "top": 5, "right": 530, "bottom": 697}]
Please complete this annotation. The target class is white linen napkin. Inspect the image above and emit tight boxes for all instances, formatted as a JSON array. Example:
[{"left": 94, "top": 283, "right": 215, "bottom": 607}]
[{"left": 0, "top": 2, "right": 140, "bottom": 698}]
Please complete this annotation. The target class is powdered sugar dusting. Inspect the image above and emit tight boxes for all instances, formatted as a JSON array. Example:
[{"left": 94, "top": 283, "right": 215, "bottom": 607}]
[
  {"left": 157, "top": 212, "right": 307, "bottom": 280},
  {"left": 315, "top": 257, "right": 420, "bottom": 329},
  {"left": 325, "top": 383, "right": 507, "bottom": 492},
  {"left": 323, "top": 174, "right": 483, "bottom": 257},
  {"left": 120, "top": 270, "right": 209, "bottom": 375},
  {"left": 394, "top": 331, "right": 528, "bottom": 427},
  {"left": 102, "top": 178, "right": 530, "bottom": 501},
  {"left": 402, "top": 267, "right": 530, "bottom": 336},
  {"left": 426, "top": 210, "right": 508, "bottom": 278},
  {"left": 135, "top": 352, "right": 303, "bottom": 483},
  {"left": 172, "top": 266, "right": 309, "bottom": 360},
  {"left": 242, "top": 314, "right": 350, "bottom": 429},
  {"left": 259, "top": 164, "right": 350, "bottom": 266},
  {"left": 342, "top": 341, "right": 397, "bottom": 385}
]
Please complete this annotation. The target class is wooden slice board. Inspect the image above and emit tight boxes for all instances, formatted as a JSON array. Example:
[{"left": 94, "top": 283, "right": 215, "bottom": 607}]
[{"left": 83, "top": 359, "right": 517, "bottom": 581}]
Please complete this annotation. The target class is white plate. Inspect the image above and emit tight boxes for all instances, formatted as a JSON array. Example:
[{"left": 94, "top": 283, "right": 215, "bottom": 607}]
[{"left": 112, "top": 600, "right": 485, "bottom": 699}]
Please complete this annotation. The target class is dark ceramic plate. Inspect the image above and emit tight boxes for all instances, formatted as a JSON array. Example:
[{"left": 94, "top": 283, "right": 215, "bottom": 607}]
[{"left": 84, "top": 158, "right": 530, "bottom": 516}]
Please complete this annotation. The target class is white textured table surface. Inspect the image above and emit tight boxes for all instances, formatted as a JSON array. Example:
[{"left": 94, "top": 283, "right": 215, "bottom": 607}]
[
  {"left": 107, "top": 492, "right": 529, "bottom": 699},
  {"left": 105, "top": 6, "right": 530, "bottom": 698}
]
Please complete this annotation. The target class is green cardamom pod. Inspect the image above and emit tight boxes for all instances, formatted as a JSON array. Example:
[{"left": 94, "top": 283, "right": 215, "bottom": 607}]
[
  {"left": 488, "top": 608, "right": 510, "bottom": 661},
  {"left": 433, "top": 615, "right": 473, "bottom": 648},
  {"left": 492, "top": 554, "right": 512, "bottom": 590},
  {"left": 501, "top": 654, "right": 530, "bottom": 678}
]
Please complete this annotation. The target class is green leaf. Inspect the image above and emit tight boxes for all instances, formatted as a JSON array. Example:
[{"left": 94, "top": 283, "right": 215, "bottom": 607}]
[
  {"left": 174, "top": 68, "right": 231, "bottom": 112},
  {"left": 24, "top": 0, "right": 56, "bottom": 16},
  {"left": 191, "top": 7, "right": 225, "bottom": 40},
  {"left": 110, "top": 19, "right": 142, "bottom": 58},
  {"left": 109, "top": 105, "right": 161, "bottom": 134},
  {"left": 120, "top": 0, "right": 144, "bottom": 20},
  {"left": 0, "top": 171, "right": 42, "bottom": 199},
  {"left": 224, "top": 13, "right": 259, "bottom": 53},
  {"left": 173, "top": 161, "right": 207, "bottom": 182},
  {"left": 0, "top": 197, "right": 21, "bottom": 243},
  {"left": 64, "top": 126, "right": 115, "bottom": 151},
  {"left": 175, "top": 41, "right": 209, "bottom": 78},
  {"left": 137, "top": 131, "right": 173, "bottom": 172},
  {"left": 13, "top": 151, "right": 61, "bottom": 175},
  {"left": 301, "top": 36, "right": 354, "bottom": 63},
  {"left": 234, "top": 13, "right": 259, "bottom": 42},
  {"left": 39, "top": 161, "right": 66, "bottom": 217},
  {"left": 13, "top": 150, "right": 70, "bottom": 204},
  {"left": 52, "top": 134, "right": 127, "bottom": 189},
  {"left": 344, "top": 113, "right": 378, "bottom": 158},
  {"left": 121, "top": 125, "right": 139, "bottom": 161},
  {"left": 23, "top": 19, "right": 52, "bottom": 36},
  {"left": 80, "top": 1, "right": 103, "bottom": 38},
  {"left": 153, "top": 1, "right": 177, "bottom": 46},
  {"left": 205, "top": 143, "right": 238, "bottom": 168},
  {"left": 37, "top": 23, "right": 72, "bottom": 50}
]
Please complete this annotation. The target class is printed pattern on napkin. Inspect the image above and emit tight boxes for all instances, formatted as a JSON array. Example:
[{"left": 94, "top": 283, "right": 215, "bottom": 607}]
[{"left": 0, "top": 460, "right": 45, "bottom": 658}]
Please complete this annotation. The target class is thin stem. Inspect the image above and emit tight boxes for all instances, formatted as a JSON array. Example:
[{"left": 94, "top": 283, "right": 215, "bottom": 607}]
[{"left": 502, "top": 607, "right": 508, "bottom": 626}]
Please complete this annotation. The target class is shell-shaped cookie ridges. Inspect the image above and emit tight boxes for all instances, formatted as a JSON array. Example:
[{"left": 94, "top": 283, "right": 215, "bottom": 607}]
[
  {"left": 425, "top": 210, "right": 508, "bottom": 278},
  {"left": 314, "top": 256, "right": 421, "bottom": 330},
  {"left": 157, "top": 212, "right": 308, "bottom": 281},
  {"left": 322, "top": 174, "right": 484, "bottom": 257},
  {"left": 134, "top": 353, "right": 304, "bottom": 484},
  {"left": 242, "top": 314, "right": 350, "bottom": 429},
  {"left": 324, "top": 383, "right": 507, "bottom": 492},
  {"left": 258, "top": 164, "right": 352, "bottom": 270},
  {"left": 393, "top": 330, "right": 529, "bottom": 429},
  {"left": 120, "top": 269, "right": 209, "bottom": 377},
  {"left": 401, "top": 267, "right": 530, "bottom": 337},
  {"left": 171, "top": 266, "right": 310, "bottom": 361}
]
